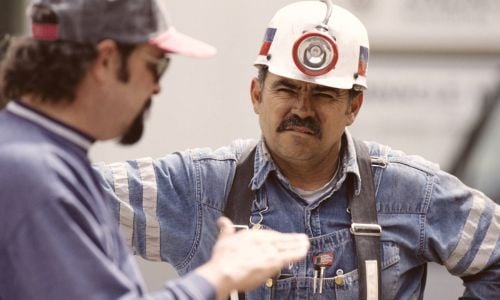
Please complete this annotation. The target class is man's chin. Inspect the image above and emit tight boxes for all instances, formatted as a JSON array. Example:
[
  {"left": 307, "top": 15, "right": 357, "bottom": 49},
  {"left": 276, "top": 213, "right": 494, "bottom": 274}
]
[
  {"left": 119, "top": 100, "right": 152, "bottom": 145},
  {"left": 118, "top": 121, "right": 144, "bottom": 145}
]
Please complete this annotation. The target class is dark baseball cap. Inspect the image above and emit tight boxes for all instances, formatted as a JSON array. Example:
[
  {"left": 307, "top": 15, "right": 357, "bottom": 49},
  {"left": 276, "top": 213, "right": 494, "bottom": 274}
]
[{"left": 30, "top": 0, "right": 217, "bottom": 58}]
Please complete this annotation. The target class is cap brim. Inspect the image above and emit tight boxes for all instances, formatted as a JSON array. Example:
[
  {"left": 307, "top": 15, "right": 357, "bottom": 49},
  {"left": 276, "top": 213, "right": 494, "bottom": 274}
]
[{"left": 150, "top": 27, "right": 217, "bottom": 58}]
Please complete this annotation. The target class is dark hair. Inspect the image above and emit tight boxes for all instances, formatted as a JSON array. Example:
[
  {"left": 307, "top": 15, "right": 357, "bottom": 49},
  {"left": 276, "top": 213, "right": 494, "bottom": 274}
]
[
  {"left": 257, "top": 65, "right": 269, "bottom": 87},
  {"left": 0, "top": 38, "right": 99, "bottom": 103},
  {"left": 349, "top": 89, "right": 362, "bottom": 103},
  {"left": 0, "top": 3, "right": 137, "bottom": 104},
  {"left": 115, "top": 43, "right": 136, "bottom": 82}
]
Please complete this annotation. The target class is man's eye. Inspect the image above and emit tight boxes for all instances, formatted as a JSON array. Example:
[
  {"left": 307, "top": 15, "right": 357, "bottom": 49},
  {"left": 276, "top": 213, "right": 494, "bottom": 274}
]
[
  {"left": 277, "top": 88, "right": 296, "bottom": 94},
  {"left": 314, "top": 93, "right": 335, "bottom": 100}
]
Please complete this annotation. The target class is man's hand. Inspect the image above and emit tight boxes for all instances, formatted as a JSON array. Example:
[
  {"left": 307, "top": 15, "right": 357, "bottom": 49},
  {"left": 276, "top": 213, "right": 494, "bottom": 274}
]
[{"left": 195, "top": 217, "right": 310, "bottom": 300}]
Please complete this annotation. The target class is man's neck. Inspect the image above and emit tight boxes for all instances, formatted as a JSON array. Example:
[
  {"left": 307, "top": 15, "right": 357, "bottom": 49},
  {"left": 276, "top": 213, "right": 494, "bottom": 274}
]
[
  {"left": 271, "top": 145, "right": 342, "bottom": 191},
  {"left": 19, "top": 95, "right": 97, "bottom": 139}
]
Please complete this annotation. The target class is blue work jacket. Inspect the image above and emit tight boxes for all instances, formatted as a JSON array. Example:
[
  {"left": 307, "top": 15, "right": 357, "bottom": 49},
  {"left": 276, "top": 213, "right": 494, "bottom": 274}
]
[
  {"left": 0, "top": 101, "right": 215, "bottom": 300},
  {"left": 95, "top": 131, "right": 500, "bottom": 299}
]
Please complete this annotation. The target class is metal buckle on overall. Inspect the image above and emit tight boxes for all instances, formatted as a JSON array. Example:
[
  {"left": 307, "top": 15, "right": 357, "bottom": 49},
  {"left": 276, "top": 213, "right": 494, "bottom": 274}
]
[
  {"left": 231, "top": 225, "right": 250, "bottom": 231},
  {"left": 350, "top": 223, "right": 382, "bottom": 236}
]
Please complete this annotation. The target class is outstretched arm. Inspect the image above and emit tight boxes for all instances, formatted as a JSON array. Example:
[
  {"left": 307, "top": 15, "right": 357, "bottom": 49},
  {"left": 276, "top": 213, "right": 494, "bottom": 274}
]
[{"left": 92, "top": 141, "right": 257, "bottom": 270}]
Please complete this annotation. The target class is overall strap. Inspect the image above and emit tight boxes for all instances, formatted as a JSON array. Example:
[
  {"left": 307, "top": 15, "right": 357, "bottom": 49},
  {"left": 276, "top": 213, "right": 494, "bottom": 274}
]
[
  {"left": 224, "top": 140, "right": 382, "bottom": 300},
  {"left": 223, "top": 145, "right": 256, "bottom": 300},
  {"left": 224, "top": 145, "right": 257, "bottom": 227},
  {"left": 349, "top": 139, "right": 382, "bottom": 300}
]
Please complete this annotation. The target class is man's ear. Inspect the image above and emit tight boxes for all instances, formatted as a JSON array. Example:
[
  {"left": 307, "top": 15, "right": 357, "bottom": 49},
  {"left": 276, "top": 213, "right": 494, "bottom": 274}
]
[
  {"left": 90, "top": 39, "right": 119, "bottom": 82},
  {"left": 250, "top": 78, "right": 262, "bottom": 114},
  {"left": 346, "top": 92, "right": 363, "bottom": 126}
]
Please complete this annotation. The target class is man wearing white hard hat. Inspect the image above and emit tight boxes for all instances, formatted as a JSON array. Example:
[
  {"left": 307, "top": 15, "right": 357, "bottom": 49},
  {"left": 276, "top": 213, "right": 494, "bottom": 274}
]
[
  {"left": 0, "top": 0, "right": 311, "bottom": 299},
  {"left": 94, "top": 1, "right": 499, "bottom": 299}
]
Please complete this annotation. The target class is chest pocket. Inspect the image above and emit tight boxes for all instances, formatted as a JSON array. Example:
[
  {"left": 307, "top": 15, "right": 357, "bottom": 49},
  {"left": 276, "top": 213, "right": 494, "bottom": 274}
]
[
  {"left": 246, "top": 236, "right": 400, "bottom": 300},
  {"left": 333, "top": 241, "right": 400, "bottom": 300}
]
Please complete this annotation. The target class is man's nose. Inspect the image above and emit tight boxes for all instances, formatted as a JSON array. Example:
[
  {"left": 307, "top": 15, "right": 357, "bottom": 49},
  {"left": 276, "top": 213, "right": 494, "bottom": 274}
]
[{"left": 293, "top": 93, "right": 314, "bottom": 116}]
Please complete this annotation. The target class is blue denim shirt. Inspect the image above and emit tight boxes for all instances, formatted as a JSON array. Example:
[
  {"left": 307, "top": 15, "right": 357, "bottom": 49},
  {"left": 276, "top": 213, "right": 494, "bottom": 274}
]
[{"left": 95, "top": 131, "right": 500, "bottom": 299}]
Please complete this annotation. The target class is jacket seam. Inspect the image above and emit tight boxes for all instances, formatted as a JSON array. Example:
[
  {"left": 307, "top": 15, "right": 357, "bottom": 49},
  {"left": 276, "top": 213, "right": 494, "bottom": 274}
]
[
  {"left": 388, "top": 159, "right": 436, "bottom": 176},
  {"left": 173, "top": 158, "right": 204, "bottom": 270},
  {"left": 418, "top": 173, "right": 435, "bottom": 258}
]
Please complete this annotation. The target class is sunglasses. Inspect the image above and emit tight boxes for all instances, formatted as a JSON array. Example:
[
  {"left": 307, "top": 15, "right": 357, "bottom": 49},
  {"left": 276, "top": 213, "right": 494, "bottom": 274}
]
[{"left": 141, "top": 52, "right": 171, "bottom": 82}]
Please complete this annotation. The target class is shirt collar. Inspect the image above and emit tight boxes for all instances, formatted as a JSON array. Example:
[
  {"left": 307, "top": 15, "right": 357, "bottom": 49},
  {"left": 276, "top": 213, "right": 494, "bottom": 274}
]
[
  {"left": 6, "top": 101, "right": 95, "bottom": 151},
  {"left": 252, "top": 129, "right": 362, "bottom": 195}
]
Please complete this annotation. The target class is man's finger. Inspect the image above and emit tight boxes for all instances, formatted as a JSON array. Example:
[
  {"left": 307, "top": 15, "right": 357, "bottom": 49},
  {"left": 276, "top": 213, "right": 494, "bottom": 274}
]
[{"left": 217, "top": 216, "right": 236, "bottom": 237}]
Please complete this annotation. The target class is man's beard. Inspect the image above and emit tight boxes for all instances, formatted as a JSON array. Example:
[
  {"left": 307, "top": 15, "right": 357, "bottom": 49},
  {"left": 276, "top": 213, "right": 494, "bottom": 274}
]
[{"left": 119, "top": 99, "right": 152, "bottom": 145}]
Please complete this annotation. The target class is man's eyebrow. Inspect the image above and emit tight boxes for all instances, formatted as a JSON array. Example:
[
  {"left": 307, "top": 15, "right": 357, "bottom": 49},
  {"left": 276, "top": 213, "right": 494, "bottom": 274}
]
[
  {"left": 312, "top": 85, "right": 344, "bottom": 96},
  {"left": 271, "top": 78, "right": 346, "bottom": 96},
  {"left": 271, "top": 79, "right": 299, "bottom": 90}
]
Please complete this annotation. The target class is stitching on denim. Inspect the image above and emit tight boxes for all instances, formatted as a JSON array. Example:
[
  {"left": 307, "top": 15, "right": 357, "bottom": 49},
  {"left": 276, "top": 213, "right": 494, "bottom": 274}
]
[
  {"left": 388, "top": 158, "right": 436, "bottom": 176},
  {"left": 419, "top": 173, "right": 435, "bottom": 257},
  {"left": 174, "top": 159, "right": 204, "bottom": 270}
]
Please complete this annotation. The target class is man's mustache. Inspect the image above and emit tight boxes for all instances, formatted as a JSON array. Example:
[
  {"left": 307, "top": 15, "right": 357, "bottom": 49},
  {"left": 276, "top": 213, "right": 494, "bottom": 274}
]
[{"left": 276, "top": 114, "right": 321, "bottom": 137}]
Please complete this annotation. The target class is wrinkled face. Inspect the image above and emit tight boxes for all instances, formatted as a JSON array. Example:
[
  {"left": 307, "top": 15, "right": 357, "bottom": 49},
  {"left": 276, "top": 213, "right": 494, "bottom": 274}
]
[{"left": 251, "top": 72, "right": 362, "bottom": 163}]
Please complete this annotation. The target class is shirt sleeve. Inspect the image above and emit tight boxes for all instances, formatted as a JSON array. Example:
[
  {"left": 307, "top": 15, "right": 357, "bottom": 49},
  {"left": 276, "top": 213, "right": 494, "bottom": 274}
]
[
  {"left": 424, "top": 169, "right": 500, "bottom": 299},
  {"left": 2, "top": 192, "right": 216, "bottom": 300},
  {"left": 92, "top": 151, "right": 201, "bottom": 268},
  {"left": 159, "top": 273, "right": 217, "bottom": 300}
]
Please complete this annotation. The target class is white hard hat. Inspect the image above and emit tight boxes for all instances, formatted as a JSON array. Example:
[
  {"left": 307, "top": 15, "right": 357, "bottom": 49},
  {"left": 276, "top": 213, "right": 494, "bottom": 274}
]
[{"left": 255, "top": 0, "right": 369, "bottom": 90}]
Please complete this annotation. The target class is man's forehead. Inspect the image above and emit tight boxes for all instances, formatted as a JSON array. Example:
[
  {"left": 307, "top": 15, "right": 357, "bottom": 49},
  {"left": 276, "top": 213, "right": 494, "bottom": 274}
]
[{"left": 267, "top": 72, "right": 348, "bottom": 93}]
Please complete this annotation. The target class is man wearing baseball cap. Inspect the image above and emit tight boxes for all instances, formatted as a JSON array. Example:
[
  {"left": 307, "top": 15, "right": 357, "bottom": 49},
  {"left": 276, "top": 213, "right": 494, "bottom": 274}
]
[
  {"left": 0, "top": 0, "right": 310, "bottom": 299},
  {"left": 93, "top": 0, "right": 500, "bottom": 299}
]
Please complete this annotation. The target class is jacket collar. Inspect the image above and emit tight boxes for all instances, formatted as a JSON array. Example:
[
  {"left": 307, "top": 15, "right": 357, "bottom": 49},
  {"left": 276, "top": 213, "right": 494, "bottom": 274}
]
[{"left": 6, "top": 101, "right": 94, "bottom": 151}]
